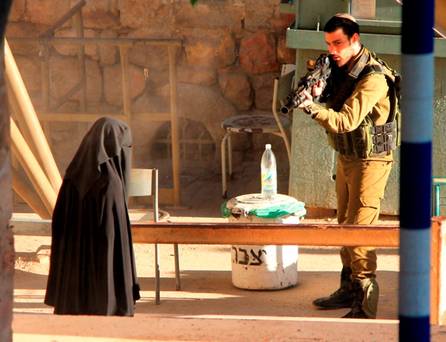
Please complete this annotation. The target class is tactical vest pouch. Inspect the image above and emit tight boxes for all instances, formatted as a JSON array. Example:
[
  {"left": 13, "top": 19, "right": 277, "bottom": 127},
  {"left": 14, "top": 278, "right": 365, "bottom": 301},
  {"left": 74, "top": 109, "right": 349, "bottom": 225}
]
[
  {"left": 328, "top": 119, "right": 397, "bottom": 158},
  {"left": 370, "top": 120, "right": 397, "bottom": 154}
]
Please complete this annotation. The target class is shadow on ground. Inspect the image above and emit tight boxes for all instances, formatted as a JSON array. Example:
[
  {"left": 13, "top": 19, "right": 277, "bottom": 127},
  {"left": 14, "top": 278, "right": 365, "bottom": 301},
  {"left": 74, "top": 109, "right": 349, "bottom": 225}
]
[{"left": 13, "top": 265, "right": 398, "bottom": 320}]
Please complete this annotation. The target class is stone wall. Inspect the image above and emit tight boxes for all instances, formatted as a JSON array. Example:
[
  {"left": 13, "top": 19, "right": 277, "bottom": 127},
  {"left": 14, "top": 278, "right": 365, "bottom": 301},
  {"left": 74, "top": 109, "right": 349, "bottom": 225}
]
[{"left": 6, "top": 0, "right": 295, "bottom": 187}]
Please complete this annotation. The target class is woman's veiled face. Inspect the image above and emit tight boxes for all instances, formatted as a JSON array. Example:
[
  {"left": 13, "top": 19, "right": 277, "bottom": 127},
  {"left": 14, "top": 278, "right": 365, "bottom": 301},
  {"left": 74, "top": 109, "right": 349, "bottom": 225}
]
[
  {"left": 120, "top": 145, "right": 132, "bottom": 187},
  {"left": 101, "top": 120, "right": 132, "bottom": 159},
  {"left": 102, "top": 119, "right": 132, "bottom": 186}
]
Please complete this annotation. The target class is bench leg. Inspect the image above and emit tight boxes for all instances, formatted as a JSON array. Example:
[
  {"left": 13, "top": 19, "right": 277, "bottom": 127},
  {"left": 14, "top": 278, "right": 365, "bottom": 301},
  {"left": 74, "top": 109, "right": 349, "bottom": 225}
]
[
  {"left": 155, "top": 243, "right": 160, "bottom": 305},
  {"left": 221, "top": 132, "right": 229, "bottom": 198},
  {"left": 228, "top": 134, "right": 233, "bottom": 179},
  {"left": 174, "top": 243, "right": 181, "bottom": 290}
]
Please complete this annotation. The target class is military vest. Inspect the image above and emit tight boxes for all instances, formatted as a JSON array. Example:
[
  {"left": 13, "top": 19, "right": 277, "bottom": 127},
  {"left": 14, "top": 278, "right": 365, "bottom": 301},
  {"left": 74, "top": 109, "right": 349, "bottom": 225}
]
[{"left": 325, "top": 49, "right": 401, "bottom": 159}]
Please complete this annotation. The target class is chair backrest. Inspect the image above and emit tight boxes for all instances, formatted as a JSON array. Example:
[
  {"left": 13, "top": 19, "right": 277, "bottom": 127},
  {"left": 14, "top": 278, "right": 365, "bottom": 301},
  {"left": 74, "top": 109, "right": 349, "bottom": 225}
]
[
  {"left": 273, "top": 65, "right": 296, "bottom": 113},
  {"left": 127, "top": 168, "right": 159, "bottom": 222},
  {"left": 271, "top": 64, "right": 296, "bottom": 161}
]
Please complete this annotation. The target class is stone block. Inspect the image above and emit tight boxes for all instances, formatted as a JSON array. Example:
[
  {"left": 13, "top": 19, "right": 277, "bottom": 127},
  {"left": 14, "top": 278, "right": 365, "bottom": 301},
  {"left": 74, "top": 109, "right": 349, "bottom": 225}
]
[
  {"left": 6, "top": 23, "right": 45, "bottom": 55},
  {"left": 9, "top": 0, "right": 25, "bottom": 21},
  {"left": 25, "top": 0, "right": 71, "bottom": 26},
  {"left": 99, "top": 30, "right": 118, "bottom": 66},
  {"left": 218, "top": 67, "right": 252, "bottom": 111},
  {"left": 184, "top": 29, "right": 236, "bottom": 68},
  {"left": 83, "top": 0, "right": 120, "bottom": 29},
  {"left": 128, "top": 45, "right": 169, "bottom": 71},
  {"left": 132, "top": 91, "right": 168, "bottom": 114},
  {"left": 177, "top": 65, "right": 217, "bottom": 86},
  {"left": 130, "top": 118, "right": 163, "bottom": 163},
  {"left": 50, "top": 122, "right": 89, "bottom": 173},
  {"left": 49, "top": 55, "right": 102, "bottom": 106},
  {"left": 239, "top": 32, "right": 279, "bottom": 75},
  {"left": 120, "top": 0, "right": 173, "bottom": 29},
  {"left": 176, "top": 83, "right": 237, "bottom": 144},
  {"left": 14, "top": 55, "right": 41, "bottom": 96},
  {"left": 277, "top": 35, "right": 295, "bottom": 65},
  {"left": 243, "top": 0, "right": 276, "bottom": 30},
  {"left": 175, "top": 2, "right": 244, "bottom": 32},
  {"left": 103, "top": 63, "right": 146, "bottom": 107},
  {"left": 271, "top": 13, "right": 296, "bottom": 33},
  {"left": 124, "top": 25, "right": 176, "bottom": 40},
  {"left": 251, "top": 73, "right": 277, "bottom": 110},
  {"left": 53, "top": 28, "right": 99, "bottom": 60}
]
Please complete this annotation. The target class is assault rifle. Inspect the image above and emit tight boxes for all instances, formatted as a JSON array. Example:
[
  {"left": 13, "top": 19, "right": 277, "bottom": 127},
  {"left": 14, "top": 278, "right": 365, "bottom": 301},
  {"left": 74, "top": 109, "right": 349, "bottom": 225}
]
[{"left": 280, "top": 54, "right": 332, "bottom": 114}]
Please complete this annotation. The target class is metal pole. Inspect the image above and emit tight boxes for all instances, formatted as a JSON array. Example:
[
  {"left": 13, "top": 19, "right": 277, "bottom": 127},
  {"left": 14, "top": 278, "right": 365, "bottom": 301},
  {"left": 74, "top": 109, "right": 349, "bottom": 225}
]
[{"left": 399, "top": 0, "right": 434, "bottom": 340}]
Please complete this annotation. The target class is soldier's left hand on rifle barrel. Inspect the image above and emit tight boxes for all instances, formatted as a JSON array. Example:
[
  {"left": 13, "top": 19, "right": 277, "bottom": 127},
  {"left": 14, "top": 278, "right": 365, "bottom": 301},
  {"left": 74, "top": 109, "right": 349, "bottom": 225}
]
[
  {"left": 298, "top": 79, "right": 326, "bottom": 114},
  {"left": 297, "top": 90, "right": 314, "bottom": 113}
]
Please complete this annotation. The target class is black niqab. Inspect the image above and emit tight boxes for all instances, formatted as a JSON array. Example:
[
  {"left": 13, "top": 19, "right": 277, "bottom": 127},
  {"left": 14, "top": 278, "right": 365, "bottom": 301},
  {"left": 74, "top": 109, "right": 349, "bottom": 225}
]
[{"left": 45, "top": 117, "right": 140, "bottom": 316}]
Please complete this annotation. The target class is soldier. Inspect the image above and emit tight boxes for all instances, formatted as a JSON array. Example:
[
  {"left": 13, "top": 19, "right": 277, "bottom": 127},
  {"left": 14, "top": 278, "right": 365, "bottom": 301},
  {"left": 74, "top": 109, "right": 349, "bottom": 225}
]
[{"left": 298, "top": 13, "right": 399, "bottom": 318}]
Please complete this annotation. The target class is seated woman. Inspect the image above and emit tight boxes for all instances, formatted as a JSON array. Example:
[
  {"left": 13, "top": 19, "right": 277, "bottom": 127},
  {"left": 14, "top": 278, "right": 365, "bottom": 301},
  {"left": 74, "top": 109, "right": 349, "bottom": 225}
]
[{"left": 45, "top": 117, "right": 140, "bottom": 316}]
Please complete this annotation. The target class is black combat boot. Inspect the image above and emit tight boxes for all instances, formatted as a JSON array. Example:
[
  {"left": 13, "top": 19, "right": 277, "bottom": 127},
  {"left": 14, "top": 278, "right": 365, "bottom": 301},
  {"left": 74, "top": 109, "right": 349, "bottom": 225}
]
[
  {"left": 313, "top": 267, "right": 354, "bottom": 309},
  {"left": 342, "top": 278, "right": 379, "bottom": 319}
]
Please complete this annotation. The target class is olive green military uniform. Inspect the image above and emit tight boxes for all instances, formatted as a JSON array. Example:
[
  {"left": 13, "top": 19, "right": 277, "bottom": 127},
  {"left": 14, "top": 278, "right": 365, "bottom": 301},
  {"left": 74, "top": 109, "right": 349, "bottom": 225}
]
[{"left": 307, "top": 47, "right": 393, "bottom": 318}]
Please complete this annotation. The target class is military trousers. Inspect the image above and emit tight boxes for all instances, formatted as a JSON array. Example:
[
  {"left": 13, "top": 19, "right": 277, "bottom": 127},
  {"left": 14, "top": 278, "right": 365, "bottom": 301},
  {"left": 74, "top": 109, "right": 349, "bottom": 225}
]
[{"left": 335, "top": 156, "right": 393, "bottom": 280}]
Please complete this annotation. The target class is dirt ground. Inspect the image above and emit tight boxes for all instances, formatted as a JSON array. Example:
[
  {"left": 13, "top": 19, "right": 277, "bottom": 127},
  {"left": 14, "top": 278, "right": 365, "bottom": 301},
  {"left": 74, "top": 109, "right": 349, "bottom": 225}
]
[
  {"left": 13, "top": 229, "right": 407, "bottom": 341},
  {"left": 12, "top": 235, "right": 400, "bottom": 319},
  {"left": 10, "top": 161, "right": 446, "bottom": 341}
]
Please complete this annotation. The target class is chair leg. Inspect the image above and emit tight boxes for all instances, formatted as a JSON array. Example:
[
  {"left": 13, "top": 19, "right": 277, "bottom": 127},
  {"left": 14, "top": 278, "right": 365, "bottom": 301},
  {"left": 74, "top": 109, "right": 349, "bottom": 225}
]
[
  {"left": 435, "top": 184, "right": 441, "bottom": 216},
  {"left": 227, "top": 133, "right": 233, "bottom": 179},
  {"left": 221, "top": 132, "right": 229, "bottom": 198},
  {"left": 174, "top": 243, "right": 181, "bottom": 290},
  {"left": 155, "top": 243, "right": 160, "bottom": 305},
  {"left": 283, "top": 133, "right": 291, "bottom": 164}
]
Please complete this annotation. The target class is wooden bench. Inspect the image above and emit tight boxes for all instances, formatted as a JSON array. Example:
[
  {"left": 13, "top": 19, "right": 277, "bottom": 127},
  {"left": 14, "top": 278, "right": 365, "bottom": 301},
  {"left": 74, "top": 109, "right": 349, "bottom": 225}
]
[{"left": 132, "top": 218, "right": 445, "bottom": 325}]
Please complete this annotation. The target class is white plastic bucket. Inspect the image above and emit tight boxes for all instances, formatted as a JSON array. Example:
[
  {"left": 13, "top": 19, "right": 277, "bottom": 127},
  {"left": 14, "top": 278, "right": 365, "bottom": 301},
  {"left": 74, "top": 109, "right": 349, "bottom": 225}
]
[
  {"left": 231, "top": 244, "right": 298, "bottom": 290},
  {"left": 230, "top": 214, "right": 300, "bottom": 290}
]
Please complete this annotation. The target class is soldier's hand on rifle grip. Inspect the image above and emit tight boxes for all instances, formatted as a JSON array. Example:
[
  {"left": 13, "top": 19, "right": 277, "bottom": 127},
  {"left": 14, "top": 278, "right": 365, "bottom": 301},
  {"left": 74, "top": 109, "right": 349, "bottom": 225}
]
[
  {"left": 312, "top": 79, "right": 326, "bottom": 98},
  {"left": 297, "top": 90, "right": 314, "bottom": 114}
]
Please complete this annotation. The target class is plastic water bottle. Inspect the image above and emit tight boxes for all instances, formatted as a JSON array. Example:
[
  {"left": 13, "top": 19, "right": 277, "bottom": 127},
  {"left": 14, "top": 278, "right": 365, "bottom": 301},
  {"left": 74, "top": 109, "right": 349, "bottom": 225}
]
[{"left": 261, "top": 144, "right": 277, "bottom": 199}]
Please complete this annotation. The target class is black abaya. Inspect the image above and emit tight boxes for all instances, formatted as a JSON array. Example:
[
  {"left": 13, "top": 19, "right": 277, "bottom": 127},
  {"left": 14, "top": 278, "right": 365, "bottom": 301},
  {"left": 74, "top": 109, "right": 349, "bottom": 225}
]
[{"left": 45, "top": 117, "right": 140, "bottom": 316}]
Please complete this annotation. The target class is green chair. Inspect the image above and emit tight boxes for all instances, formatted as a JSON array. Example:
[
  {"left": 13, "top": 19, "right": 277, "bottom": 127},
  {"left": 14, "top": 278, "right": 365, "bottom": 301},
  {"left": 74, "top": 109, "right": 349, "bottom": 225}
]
[{"left": 432, "top": 177, "right": 446, "bottom": 216}]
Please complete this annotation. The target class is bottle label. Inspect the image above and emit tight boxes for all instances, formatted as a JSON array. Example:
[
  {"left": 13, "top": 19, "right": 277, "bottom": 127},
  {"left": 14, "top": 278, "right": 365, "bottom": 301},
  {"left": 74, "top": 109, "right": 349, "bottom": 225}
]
[
  {"left": 260, "top": 147, "right": 277, "bottom": 199},
  {"left": 261, "top": 170, "right": 277, "bottom": 198}
]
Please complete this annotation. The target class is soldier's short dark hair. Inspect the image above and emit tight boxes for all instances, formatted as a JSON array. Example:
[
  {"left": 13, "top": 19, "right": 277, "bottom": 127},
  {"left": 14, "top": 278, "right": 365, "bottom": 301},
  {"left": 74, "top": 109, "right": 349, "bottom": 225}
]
[{"left": 324, "top": 15, "right": 360, "bottom": 38}]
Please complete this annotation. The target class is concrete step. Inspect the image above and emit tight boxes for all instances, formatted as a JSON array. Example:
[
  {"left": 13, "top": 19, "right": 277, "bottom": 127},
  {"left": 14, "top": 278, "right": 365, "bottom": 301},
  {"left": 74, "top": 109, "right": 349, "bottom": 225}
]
[{"left": 12, "top": 313, "right": 446, "bottom": 341}]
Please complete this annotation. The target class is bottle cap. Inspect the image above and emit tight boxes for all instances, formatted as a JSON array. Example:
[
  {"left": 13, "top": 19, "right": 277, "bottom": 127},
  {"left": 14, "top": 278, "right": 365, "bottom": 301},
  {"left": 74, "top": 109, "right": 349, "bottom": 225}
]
[{"left": 265, "top": 144, "right": 271, "bottom": 149}]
